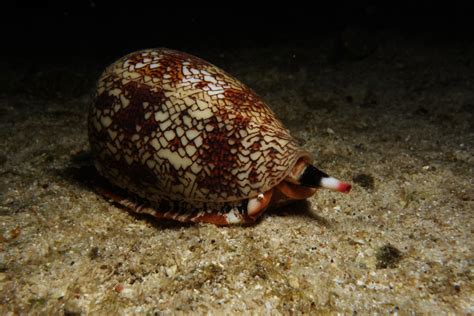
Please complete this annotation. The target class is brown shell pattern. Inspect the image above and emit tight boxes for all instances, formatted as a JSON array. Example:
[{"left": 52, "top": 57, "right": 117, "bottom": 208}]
[{"left": 89, "top": 48, "right": 310, "bottom": 207}]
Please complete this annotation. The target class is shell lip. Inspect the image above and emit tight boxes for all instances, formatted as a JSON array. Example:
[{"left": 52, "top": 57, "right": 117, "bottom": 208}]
[{"left": 178, "top": 149, "right": 314, "bottom": 204}]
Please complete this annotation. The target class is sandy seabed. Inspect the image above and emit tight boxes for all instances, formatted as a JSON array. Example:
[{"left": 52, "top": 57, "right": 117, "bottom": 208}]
[{"left": 0, "top": 31, "right": 473, "bottom": 314}]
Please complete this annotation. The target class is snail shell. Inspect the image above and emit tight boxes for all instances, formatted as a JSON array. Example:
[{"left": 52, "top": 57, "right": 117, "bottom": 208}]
[{"left": 89, "top": 48, "right": 350, "bottom": 225}]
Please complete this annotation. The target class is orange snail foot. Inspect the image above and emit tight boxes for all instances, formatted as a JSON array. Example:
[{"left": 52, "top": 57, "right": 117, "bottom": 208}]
[
  {"left": 247, "top": 190, "right": 273, "bottom": 219},
  {"left": 276, "top": 181, "right": 318, "bottom": 200}
]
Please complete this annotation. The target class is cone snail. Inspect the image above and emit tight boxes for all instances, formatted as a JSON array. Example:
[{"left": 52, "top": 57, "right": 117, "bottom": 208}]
[{"left": 88, "top": 48, "right": 351, "bottom": 225}]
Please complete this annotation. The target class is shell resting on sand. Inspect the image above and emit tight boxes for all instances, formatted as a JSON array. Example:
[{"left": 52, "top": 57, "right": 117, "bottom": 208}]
[{"left": 88, "top": 48, "right": 351, "bottom": 225}]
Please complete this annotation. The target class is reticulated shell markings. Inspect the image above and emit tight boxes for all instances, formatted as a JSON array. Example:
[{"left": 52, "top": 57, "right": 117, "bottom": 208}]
[{"left": 89, "top": 48, "right": 310, "bottom": 204}]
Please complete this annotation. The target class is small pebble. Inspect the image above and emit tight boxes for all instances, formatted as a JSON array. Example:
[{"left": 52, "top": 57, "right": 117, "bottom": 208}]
[
  {"left": 165, "top": 265, "right": 177, "bottom": 277},
  {"left": 288, "top": 275, "right": 299, "bottom": 288},
  {"left": 114, "top": 283, "right": 124, "bottom": 293}
]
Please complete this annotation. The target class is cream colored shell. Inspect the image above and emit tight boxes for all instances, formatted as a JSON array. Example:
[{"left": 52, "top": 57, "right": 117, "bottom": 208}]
[{"left": 88, "top": 48, "right": 310, "bottom": 204}]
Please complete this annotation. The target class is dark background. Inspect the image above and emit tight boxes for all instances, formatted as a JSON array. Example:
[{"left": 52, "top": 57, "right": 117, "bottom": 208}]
[{"left": 4, "top": 2, "right": 474, "bottom": 63}]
